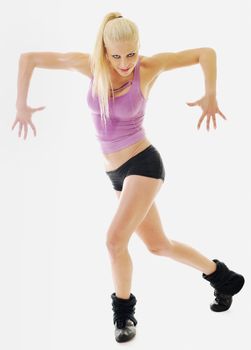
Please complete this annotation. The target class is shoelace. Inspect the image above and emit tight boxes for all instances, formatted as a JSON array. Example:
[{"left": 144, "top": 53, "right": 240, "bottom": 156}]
[
  {"left": 214, "top": 290, "right": 232, "bottom": 306},
  {"left": 112, "top": 301, "right": 137, "bottom": 329}
]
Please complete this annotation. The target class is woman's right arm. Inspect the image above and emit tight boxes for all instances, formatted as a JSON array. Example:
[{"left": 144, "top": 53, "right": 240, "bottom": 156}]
[
  {"left": 16, "top": 53, "right": 36, "bottom": 110},
  {"left": 12, "top": 51, "right": 91, "bottom": 140}
]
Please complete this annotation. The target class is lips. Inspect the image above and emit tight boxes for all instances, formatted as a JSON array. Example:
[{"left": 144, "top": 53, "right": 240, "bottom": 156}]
[{"left": 120, "top": 68, "right": 130, "bottom": 72}]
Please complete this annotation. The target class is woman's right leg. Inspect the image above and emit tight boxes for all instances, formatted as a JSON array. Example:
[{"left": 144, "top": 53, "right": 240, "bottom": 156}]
[
  {"left": 108, "top": 246, "right": 133, "bottom": 299},
  {"left": 106, "top": 175, "right": 163, "bottom": 343},
  {"left": 107, "top": 176, "right": 163, "bottom": 298}
]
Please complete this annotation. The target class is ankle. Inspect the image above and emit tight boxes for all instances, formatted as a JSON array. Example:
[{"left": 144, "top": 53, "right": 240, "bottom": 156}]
[
  {"left": 203, "top": 261, "right": 217, "bottom": 276},
  {"left": 115, "top": 293, "right": 131, "bottom": 300}
]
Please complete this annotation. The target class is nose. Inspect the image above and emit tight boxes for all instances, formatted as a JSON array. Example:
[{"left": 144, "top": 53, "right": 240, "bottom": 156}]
[{"left": 119, "top": 60, "right": 130, "bottom": 69}]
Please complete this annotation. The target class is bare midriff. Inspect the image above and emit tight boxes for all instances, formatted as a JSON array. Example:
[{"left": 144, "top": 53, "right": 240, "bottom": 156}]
[{"left": 103, "top": 137, "right": 152, "bottom": 172}]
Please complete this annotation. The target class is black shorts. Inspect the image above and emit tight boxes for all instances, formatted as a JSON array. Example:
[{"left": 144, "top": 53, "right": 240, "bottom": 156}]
[{"left": 105, "top": 144, "right": 165, "bottom": 191}]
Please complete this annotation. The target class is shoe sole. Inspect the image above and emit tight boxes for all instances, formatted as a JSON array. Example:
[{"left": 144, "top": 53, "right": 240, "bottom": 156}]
[{"left": 115, "top": 332, "right": 136, "bottom": 343}]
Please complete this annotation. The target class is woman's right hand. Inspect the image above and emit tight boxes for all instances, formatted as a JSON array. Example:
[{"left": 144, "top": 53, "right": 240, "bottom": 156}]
[{"left": 11, "top": 105, "right": 46, "bottom": 140}]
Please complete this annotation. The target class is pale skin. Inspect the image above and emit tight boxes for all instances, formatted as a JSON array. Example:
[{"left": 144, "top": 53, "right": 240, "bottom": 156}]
[{"left": 12, "top": 41, "right": 227, "bottom": 299}]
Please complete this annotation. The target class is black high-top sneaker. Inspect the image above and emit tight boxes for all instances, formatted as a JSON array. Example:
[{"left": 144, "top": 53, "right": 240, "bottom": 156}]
[
  {"left": 111, "top": 292, "right": 137, "bottom": 343},
  {"left": 202, "top": 259, "right": 245, "bottom": 312}
]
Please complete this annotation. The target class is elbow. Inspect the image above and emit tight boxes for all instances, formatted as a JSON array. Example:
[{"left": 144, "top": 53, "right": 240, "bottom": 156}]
[
  {"left": 203, "top": 47, "right": 216, "bottom": 54},
  {"left": 20, "top": 52, "right": 29, "bottom": 57},
  {"left": 20, "top": 52, "right": 35, "bottom": 65},
  {"left": 20, "top": 52, "right": 33, "bottom": 60},
  {"left": 199, "top": 48, "right": 216, "bottom": 62}
]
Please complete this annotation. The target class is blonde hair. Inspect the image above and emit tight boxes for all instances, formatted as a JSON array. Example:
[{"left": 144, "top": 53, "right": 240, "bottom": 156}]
[{"left": 89, "top": 12, "right": 140, "bottom": 128}]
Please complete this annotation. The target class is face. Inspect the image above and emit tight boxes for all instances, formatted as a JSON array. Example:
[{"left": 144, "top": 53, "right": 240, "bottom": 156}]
[{"left": 105, "top": 40, "right": 139, "bottom": 77}]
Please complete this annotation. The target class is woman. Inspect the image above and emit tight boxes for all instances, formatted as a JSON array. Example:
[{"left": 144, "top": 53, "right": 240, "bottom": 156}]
[{"left": 12, "top": 12, "right": 245, "bottom": 343}]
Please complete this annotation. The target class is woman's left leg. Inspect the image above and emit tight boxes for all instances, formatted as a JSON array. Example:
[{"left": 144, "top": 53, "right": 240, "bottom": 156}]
[
  {"left": 114, "top": 191, "right": 245, "bottom": 311},
  {"left": 114, "top": 191, "right": 217, "bottom": 275}
]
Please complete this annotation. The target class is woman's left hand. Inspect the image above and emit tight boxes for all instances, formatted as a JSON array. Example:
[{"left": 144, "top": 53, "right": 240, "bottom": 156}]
[{"left": 186, "top": 95, "right": 227, "bottom": 131}]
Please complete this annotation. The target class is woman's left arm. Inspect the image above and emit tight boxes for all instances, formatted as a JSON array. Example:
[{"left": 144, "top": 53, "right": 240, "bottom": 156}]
[{"left": 186, "top": 48, "right": 227, "bottom": 131}]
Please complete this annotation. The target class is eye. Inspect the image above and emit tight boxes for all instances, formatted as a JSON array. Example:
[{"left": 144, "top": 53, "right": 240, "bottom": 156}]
[{"left": 112, "top": 53, "right": 135, "bottom": 59}]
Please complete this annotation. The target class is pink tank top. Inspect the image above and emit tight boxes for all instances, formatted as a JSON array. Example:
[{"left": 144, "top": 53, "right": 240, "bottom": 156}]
[{"left": 86, "top": 56, "right": 148, "bottom": 154}]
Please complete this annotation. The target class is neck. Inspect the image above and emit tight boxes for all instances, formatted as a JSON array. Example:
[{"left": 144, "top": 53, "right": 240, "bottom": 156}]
[{"left": 110, "top": 69, "right": 134, "bottom": 82}]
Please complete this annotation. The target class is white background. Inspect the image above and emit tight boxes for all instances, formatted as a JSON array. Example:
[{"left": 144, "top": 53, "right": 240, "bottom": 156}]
[{"left": 0, "top": 0, "right": 250, "bottom": 349}]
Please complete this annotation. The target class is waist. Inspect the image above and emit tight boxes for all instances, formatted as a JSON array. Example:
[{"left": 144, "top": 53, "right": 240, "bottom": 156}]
[{"left": 103, "top": 137, "right": 152, "bottom": 172}]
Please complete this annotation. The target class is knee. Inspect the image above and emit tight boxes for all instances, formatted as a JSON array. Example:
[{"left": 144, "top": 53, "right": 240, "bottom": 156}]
[
  {"left": 106, "top": 236, "right": 128, "bottom": 257},
  {"left": 148, "top": 240, "right": 173, "bottom": 256}
]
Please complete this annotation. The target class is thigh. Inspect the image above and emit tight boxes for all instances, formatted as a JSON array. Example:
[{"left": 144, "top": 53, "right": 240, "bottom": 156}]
[
  {"left": 106, "top": 175, "right": 163, "bottom": 248},
  {"left": 135, "top": 201, "right": 172, "bottom": 250},
  {"left": 115, "top": 190, "right": 172, "bottom": 251}
]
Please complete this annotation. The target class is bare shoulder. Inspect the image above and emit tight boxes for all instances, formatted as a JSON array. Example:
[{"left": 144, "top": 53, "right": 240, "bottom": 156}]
[
  {"left": 141, "top": 47, "right": 214, "bottom": 74},
  {"left": 26, "top": 51, "right": 93, "bottom": 79},
  {"left": 139, "top": 55, "right": 163, "bottom": 85},
  {"left": 67, "top": 52, "right": 92, "bottom": 78}
]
